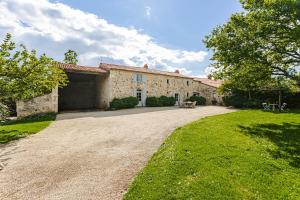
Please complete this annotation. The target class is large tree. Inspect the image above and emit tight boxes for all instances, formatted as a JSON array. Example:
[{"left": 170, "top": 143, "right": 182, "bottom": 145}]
[
  {"left": 64, "top": 49, "right": 78, "bottom": 65},
  {"left": 204, "top": 0, "right": 300, "bottom": 90},
  {"left": 0, "top": 33, "right": 68, "bottom": 101}
]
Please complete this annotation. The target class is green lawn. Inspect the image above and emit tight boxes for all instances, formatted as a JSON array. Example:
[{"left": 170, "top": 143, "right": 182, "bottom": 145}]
[
  {"left": 124, "top": 110, "right": 300, "bottom": 200},
  {"left": 0, "top": 113, "right": 56, "bottom": 143}
]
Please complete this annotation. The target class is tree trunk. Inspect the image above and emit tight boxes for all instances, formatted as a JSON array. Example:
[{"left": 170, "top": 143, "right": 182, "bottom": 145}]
[
  {"left": 278, "top": 90, "right": 282, "bottom": 111},
  {"left": 248, "top": 91, "right": 251, "bottom": 100}
]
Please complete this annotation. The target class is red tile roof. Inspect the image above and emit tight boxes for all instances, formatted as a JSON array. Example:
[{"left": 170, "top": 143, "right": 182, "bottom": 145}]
[
  {"left": 193, "top": 78, "right": 222, "bottom": 88},
  {"left": 58, "top": 62, "right": 221, "bottom": 88},
  {"left": 58, "top": 62, "right": 107, "bottom": 74},
  {"left": 99, "top": 63, "right": 193, "bottom": 79}
]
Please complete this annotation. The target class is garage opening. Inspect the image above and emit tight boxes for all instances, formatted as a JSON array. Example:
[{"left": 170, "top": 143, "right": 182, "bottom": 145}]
[{"left": 59, "top": 72, "right": 99, "bottom": 111}]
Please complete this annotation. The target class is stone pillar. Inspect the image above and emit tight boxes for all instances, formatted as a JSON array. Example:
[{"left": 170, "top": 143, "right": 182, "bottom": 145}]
[{"left": 96, "top": 75, "right": 111, "bottom": 109}]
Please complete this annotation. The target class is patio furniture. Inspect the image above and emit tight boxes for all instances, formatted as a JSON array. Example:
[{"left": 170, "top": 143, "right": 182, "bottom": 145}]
[
  {"left": 280, "top": 103, "right": 287, "bottom": 111},
  {"left": 191, "top": 101, "right": 197, "bottom": 108},
  {"left": 262, "top": 103, "right": 270, "bottom": 110},
  {"left": 181, "top": 101, "right": 196, "bottom": 108},
  {"left": 269, "top": 103, "right": 278, "bottom": 111}
]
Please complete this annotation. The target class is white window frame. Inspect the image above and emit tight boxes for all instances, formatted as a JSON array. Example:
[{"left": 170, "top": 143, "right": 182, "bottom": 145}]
[{"left": 136, "top": 89, "right": 142, "bottom": 101}]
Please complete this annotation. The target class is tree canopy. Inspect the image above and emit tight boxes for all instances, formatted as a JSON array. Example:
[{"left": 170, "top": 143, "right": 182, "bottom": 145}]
[
  {"left": 0, "top": 33, "right": 68, "bottom": 101},
  {"left": 204, "top": 0, "right": 300, "bottom": 92},
  {"left": 64, "top": 49, "right": 78, "bottom": 65}
]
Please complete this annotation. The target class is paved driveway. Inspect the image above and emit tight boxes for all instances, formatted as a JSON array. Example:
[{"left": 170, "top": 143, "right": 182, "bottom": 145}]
[{"left": 0, "top": 106, "right": 235, "bottom": 200}]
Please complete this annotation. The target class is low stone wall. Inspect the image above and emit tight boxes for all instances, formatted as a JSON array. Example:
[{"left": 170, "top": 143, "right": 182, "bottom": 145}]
[{"left": 16, "top": 88, "right": 58, "bottom": 117}]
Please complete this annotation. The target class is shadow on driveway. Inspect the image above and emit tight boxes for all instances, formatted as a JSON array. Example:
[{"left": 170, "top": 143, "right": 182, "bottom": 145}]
[{"left": 56, "top": 106, "right": 186, "bottom": 121}]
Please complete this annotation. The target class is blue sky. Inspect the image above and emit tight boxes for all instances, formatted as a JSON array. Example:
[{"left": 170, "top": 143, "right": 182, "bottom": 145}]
[{"left": 0, "top": 0, "right": 242, "bottom": 76}]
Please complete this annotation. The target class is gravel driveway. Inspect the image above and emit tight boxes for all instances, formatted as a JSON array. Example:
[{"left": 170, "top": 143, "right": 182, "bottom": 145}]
[{"left": 0, "top": 106, "right": 235, "bottom": 200}]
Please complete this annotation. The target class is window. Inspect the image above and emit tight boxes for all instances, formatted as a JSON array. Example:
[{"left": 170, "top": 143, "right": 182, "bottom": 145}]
[
  {"left": 136, "top": 89, "right": 142, "bottom": 101},
  {"left": 187, "top": 92, "right": 189, "bottom": 97},
  {"left": 167, "top": 79, "right": 169, "bottom": 84},
  {"left": 175, "top": 93, "right": 179, "bottom": 102},
  {"left": 136, "top": 74, "right": 143, "bottom": 83},
  {"left": 193, "top": 92, "right": 200, "bottom": 96},
  {"left": 187, "top": 81, "right": 189, "bottom": 86}
]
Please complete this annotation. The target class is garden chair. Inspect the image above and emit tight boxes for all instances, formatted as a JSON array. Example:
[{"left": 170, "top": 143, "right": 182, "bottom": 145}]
[
  {"left": 191, "top": 101, "right": 197, "bottom": 108},
  {"left": 280, "top": 103, "right": 287, "bottom": 111},
  {"left": 262, "top": 103, "right": 270, "bottom": 110}
]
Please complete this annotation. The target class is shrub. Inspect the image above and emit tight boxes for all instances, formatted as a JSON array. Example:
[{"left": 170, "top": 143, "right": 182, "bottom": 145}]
[
  {"left": 188, "top": 96, "right": 206, "bottom": 105},
  {"left": 110, "top": 96, "right": 138, "bottom": 110},
  {"left": 0, "top": 102, "right": 9, "bottom": 121},
  {"left": 146, "top": 97, "right": 161, "bottom": 107},
  {"left": 146, "top": 96, "right": 176, "bottom": 107}
]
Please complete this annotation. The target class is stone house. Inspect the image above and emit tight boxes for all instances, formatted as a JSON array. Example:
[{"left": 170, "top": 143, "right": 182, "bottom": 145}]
[{"left": 16, "top": 63, "right": 222, "bottom": 117}]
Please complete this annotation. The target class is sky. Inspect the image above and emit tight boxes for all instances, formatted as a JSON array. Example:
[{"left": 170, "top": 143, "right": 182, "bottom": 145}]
[{"left": 0, "top": 0, "right": 242, "bottom": 77}]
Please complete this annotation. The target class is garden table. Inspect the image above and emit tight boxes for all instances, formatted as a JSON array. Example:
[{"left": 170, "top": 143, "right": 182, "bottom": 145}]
[{"left": 182, "top": 101, "right": 193, "bottom": 108}]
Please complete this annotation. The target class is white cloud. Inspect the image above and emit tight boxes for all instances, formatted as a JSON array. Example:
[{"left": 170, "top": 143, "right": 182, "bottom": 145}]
[
  {"left": 145, "top": 6, "right": 151, "bottom": 19},
  {"left": 0, "top": 0, "right": 208, "bottom": 75}
]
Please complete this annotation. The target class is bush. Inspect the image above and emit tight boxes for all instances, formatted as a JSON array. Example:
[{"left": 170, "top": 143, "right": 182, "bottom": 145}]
[
  {"left": 110, "top": 96, "right": 138, "bottom": 110},
  {"left": 188, "top": 96, "right": 206, "bottom": 105},
  {"left": 0, "top": 102, "right": 10, "bottom": 121},
  {"left": 146, "top": 97, "right": 161, "bottom": 107},
  {"left": 146, "top": 96, "right": 176, "bottom": 107},
  {"left": 1, "top": 98, "right": 16, "bottom": 116}
]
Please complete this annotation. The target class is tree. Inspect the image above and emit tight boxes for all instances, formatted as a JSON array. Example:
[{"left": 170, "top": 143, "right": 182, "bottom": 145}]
[
  {"left": 0, "top": 33, "right": 68, "bottom": 101},
  {"left": 204, "top": 0, "right": 300, "bottom": 90},
  {"left": 64, "top": 49, "right": 78, "bottom": 64}
]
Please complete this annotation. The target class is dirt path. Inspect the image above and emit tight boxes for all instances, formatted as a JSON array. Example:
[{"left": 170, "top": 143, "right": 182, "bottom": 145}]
[{"left": 0, "top": 106, "right": 236, "bottom": 200}]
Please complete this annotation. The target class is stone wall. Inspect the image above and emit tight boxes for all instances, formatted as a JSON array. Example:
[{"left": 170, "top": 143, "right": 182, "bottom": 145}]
[
  {"left": 193, "top": 82, "right": 223, "bottom": 105},
  {"left": 16, "top": 88, "right": 58, "bottom": 117},
  {"left": 109, "top": 69, "right": 222, "bottom": 106}
]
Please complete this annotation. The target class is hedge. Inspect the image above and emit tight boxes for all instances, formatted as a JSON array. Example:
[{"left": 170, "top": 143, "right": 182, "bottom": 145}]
[
  {"left": 110, "top": 97, "right": 138, "bottom": 110},
  {"left": 222, "top": 90, "right": 300, "bottom": 109},
  {"left": 188, "top": 96, "right": 206, "bottom": 105},
  {"left": 146, "top": 96, "right": 176, "bottom": 107}
]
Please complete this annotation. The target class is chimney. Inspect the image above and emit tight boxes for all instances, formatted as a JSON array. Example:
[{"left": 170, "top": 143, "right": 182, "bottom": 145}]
[
  {"left": 175, "top": 69, "right": 180, "bottom": 74},
  {"left": 143, "top": 64, "right": 149, "bottom": 69}
]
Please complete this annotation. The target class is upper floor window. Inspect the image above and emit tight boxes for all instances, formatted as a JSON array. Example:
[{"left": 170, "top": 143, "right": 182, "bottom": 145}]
[
  {"left": 136, "top": 74, "right": 143, "bottom": 83},
  {"left": 167, "top": 79, "right": 169, "bottom": 84},
  {"left": 187, "top": 81, "right": 189, "bottom": 86}
]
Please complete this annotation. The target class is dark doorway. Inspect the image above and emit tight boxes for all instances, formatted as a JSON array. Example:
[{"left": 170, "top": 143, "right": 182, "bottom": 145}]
[{"left": 58, "top": 72, "right": 98, "bottom": 111}]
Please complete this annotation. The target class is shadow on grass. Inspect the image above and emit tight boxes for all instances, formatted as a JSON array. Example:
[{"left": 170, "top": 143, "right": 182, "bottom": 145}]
[
  {"left": 0, "top": 130, "right": 27, "bottom": 144},
  {"left": 261, "top": 109, "right": 300, "bottom": 114},
  {"left": 239, "top": 123, "right": 300, "bottom": 168},
  {"left": 0, "top": 113, "right": 56, "bottom": 126}
]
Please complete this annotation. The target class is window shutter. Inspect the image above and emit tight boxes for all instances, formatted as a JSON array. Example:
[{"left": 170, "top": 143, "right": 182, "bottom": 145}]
[
  {"left": 142, "top": 89, "right": 147, "bottom": 106},
  {"left": 132, "top": 88, "right": 137, "bottom": 97},
  {"left": 132, "top": 74, "right": 137, "bottom": 82},
  {"left": 142, "top": 74, "right": 147, "bottom": 83}
]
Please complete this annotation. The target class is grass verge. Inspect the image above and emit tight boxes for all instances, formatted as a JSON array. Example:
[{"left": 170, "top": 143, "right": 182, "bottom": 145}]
[
  {"left": 124, "top": 110, "right": 300, "bottom": 200},
  {"left": 0, "top": 113, "right": 56, "bottom": 144}
]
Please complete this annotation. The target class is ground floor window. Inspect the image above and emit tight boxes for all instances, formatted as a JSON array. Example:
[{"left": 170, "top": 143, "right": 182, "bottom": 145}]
[
  {"left": 175, "top": 93, "right": 179, "bottom": 102},
  {"left": 136, "top": 89, "right": 142, "bottom": 101},
  {"left": 193, "top": 92, "right": 200, "bottom": 96}
]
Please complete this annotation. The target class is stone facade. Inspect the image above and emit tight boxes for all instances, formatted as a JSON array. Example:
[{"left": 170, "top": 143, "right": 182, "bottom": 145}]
[
  {"left": 108, "top": 69, "right": 222, "bottom": 107},
  {"left": 16, "top": 88, "right": 58, "bottom": 117},
  {"left": 16, "top": 63, "right": 223, "bottom": 117}
]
